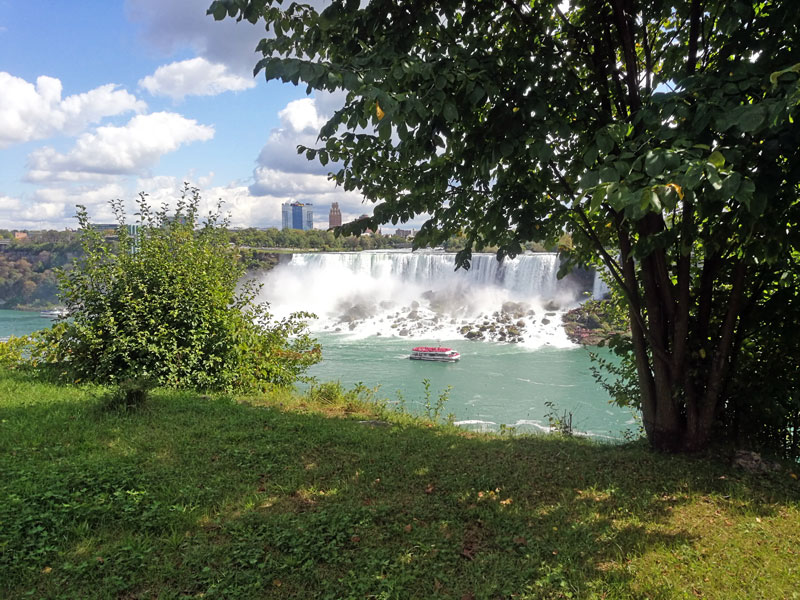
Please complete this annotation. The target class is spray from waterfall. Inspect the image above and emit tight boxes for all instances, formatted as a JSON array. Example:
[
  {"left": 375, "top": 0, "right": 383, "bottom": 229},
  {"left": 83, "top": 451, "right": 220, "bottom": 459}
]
[{"left": 259, "top": 250, "right": 588, "bottom": 348}]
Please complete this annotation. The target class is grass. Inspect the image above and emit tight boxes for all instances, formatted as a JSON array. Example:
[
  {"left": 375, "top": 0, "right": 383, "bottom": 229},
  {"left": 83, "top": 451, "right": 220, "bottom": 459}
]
[{"left": 1, "top": 370, "right": 799, "bottom": 599}]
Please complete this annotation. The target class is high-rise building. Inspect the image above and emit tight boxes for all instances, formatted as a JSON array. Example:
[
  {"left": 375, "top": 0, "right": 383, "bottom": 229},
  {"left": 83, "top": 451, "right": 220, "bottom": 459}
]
[
  {"left": 328, "top": 202, "right": 342, "bottom": 229},
  {"left": 281, "top": 202, "right": 314, "bottom": 230}
]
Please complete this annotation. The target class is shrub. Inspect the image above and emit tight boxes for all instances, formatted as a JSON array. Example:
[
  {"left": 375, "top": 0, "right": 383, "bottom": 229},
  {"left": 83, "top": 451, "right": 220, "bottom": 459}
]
[{"left": 44, "top": 186, "right": 319, "bottom": 402}]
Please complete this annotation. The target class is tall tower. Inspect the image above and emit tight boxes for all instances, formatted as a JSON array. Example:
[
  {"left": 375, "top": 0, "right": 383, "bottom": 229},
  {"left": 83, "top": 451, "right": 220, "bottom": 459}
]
[
  {"left": 282, "top": 202, "right": 314, "bottom": 230},
  {"left": 301, "top": 204, "right": 313, "bottom": 230},
  {"left": 281, "top": 202, "right": 292, "bottom": 229},
  {"left": 329, "top": 202, "right": 342, "bottom": 229}
]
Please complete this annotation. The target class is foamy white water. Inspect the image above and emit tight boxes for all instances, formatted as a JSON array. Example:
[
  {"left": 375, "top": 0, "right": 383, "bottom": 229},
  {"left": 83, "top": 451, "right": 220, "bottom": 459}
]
[{"left": 259, "top": 250, "right": 586, "bottom": 349}]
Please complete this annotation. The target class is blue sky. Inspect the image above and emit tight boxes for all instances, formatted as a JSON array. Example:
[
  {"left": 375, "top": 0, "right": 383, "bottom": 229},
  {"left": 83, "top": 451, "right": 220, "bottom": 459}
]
[{"left": 0, "top": 0, "right": 374, "bottom": 230}]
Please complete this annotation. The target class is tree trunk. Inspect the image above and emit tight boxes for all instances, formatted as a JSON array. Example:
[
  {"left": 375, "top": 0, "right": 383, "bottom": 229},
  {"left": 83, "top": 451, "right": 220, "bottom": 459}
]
[{"left": 682, "top": 262, "right": 747, "bottom": 451}]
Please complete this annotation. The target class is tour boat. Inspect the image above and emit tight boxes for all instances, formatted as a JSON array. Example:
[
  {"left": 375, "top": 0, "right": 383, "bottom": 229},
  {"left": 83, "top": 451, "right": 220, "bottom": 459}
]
[
  {"left": 39, "top": 308, "right": 67, "bottom": 319},
  {"left": 410, "top": 346, "right": 461, "bottom": 362}
]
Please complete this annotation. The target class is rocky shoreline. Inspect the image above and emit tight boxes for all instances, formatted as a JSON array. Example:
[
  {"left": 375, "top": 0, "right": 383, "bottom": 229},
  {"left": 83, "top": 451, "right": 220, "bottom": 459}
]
[
  {"left": 322, "top": 288, "right": 568, "bottom": 344},
  {"left": 561, "top": 300, "right": 629, "bottom": 346}
]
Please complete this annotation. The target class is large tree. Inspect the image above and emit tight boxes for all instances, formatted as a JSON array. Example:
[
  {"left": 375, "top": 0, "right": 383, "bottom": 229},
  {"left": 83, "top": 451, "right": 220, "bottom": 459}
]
[{"left": 211, "top": 0, "right": 800, "bottom": 452}]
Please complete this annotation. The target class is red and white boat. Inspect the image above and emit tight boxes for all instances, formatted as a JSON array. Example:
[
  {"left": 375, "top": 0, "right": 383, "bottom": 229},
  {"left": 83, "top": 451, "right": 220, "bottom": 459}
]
[{"left": 409, "top": 346, "right": 461, "bottom": 362}]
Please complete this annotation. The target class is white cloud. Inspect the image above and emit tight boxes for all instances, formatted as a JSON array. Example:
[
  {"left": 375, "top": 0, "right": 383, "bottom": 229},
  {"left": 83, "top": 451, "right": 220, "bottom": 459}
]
[
  {"left": 250, "top": 167, "right": 334, "bottom": 196},
  {"left": 129, "top": 175, "right": 282, "bottom": 228},
  {"left": 278, "top": 98, "right": 327, "bottom": 132},
  {"left": 139, "top": 57, "right": 256, "bottom": 100},
  {"left": 250, "top": 167, "right": 370, "bottom": 225},
  {"left": 25, "top": 112, "right": 215, "bottom": 182},
  {"left": 0, "top": 184, "right": 129, "bottom": 229},
  {"left": 0, "top": 73, "right": 146, "bottom": 148},
  {"left": 250, "top": 96, "right": 339, "bottom": 181},
  {"left": 126, "top": 0, "right": 337, "bottom": 76},
  {"left": 0, "top": 195, "right": 22, "bottom": 213}
]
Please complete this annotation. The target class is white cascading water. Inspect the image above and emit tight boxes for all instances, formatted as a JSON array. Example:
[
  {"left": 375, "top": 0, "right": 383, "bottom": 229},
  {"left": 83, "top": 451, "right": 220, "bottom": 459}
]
[
  {"left": 259, "top": 250, "right": 585, "bottom": 348},
  {"left": 592, "top": 270, "right": 610, "bottom": 300}
]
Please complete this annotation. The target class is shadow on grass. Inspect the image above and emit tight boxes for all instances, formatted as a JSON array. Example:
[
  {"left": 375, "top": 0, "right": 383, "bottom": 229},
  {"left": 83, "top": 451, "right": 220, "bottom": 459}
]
[{"left": 1, "top": 371, "right": 798, "bottom": 599}]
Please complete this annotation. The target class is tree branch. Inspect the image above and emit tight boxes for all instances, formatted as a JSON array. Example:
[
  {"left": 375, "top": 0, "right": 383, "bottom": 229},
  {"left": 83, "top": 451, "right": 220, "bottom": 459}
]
[
  {"left": 599, "top": 5, "right": 630, "bottom": 118},
  {"left": 609, "top": 0, "right": 642, "bottom": 113},
  {"left": 702, "top": 260, "right": 747, "bottom": 425},
  {"left": 687, "top": 0, "right": 702, "bottom": 75},
  {"left": 642, "top": 17, "right": 653, "bottom": 93}
]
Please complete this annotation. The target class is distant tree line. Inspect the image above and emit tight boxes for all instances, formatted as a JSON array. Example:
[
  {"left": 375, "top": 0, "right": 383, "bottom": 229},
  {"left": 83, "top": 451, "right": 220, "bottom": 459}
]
[
  {"left": 0, "top": 231, "right": 82, "bottom": 310},
  {"left": 227, "top": 227, "right": 413, "bottom": 251}
]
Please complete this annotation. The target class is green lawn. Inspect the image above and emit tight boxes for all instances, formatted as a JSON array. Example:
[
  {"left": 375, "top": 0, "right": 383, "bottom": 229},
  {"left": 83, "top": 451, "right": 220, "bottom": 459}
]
[{"left": 1, "top": 370, "right": 798, "bottom": 599}]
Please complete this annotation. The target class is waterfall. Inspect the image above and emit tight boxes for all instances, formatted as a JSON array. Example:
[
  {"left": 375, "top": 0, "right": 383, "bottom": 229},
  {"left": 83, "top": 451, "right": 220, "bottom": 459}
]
[
  {"left": 259, "top": 250, "right": 584, "bottom": 348},
  {"left": 287, "top": 251, "right": 567, "bottom": 298},
  {"left": 592, "top": 270, "right": 610, "bottom": 300}
]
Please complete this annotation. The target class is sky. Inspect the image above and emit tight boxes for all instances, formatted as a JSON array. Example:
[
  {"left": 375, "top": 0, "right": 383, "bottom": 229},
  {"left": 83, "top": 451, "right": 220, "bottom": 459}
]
[{"left": 0, "top": 0, "right": 379, "bottom": 231}]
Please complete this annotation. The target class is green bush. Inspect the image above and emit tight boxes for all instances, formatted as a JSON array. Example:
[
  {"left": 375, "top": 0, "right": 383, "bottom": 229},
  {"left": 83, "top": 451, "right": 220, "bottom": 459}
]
[{"left": 42, "top": 186, "right": 319, "bottom": 400}]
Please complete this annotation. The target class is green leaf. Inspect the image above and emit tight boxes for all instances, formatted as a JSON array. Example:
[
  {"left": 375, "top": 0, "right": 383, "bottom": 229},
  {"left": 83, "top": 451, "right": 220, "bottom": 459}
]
[
  {"left": 644, "top": 150, "right": 666, "bottom": 178},
  {"left": 589, "top": 183, "right": 608, "bottom": 212},
  {"left": 737, "top": 179, "right": 757, "bottom": 213},
  {"left": 443, "top": 102, "right": 459, "bottom": 122},
  {"left": 378, "top": 120, "right": 391, "bottom": 141},
  {"left": 646, "top": 188, "right": 662, "bottom": 211},
  {"left": 469, "top": 85, "right": 485, "bottom": 104},
  {"left": 596, "top": 132, "right": 614, "bottom": 155},
  {"left": 600, "top": 166, "right": 619, "bottom": 183},
  {"left": 606, "top": 183, "right": 623, "bottom": 210},
  {"left": 211, "top": 2, "right": 227, "bottom": 20},
  {"left": 720, "top": 172, "right": 742, "bottom": 198},
  {"left": 749, "top": 192, "right": 767, "bottom": 216},
  {"left": 736, "top": 105, "right": 765, "bottom": 133},
  {"left": 769, "top": 62, "right": 800, "bottom": 87},
  {"left": 580, "top": 170, "right": 600, "bottom": 189},
  {"left": 707, "top": 151, "right": 725, "bottom": 169},
  {"left": 583, "top": 144, "right": 599, "bottom": 167},
  {"left": 683, "top": 163, "right": 704, "bottom": 190},
  {"left": 706, "top": 166, "right": 723, "bottom": 190}
]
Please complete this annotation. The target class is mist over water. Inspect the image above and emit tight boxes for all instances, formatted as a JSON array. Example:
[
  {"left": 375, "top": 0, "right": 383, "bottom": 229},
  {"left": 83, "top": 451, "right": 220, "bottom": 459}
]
[
  {"left": 260, "top": 250, "right": 587, "bottom": 348},
  {"left": 256, "top": 250, "right": 635, "bottom": 439}
]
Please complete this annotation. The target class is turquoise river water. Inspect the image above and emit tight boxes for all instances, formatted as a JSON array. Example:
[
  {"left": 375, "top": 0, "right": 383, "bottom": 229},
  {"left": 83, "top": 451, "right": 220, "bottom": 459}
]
[
  {"left": 0, "top": 251, "right": 637, "bottom": 440},
  {"left": 306, "top": 332, "right": 636, "bottom": 439}
]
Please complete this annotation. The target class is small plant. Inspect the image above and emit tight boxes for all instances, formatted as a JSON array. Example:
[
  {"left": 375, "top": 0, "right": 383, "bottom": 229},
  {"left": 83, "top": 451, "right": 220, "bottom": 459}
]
[
  {"left": 0, "top": 335, "right": 30, "bottom": 368},
  {"left": 0, "top": 325, "right": 66, "bottom": 380},
  {"left": 544, "top": 401, "right": 574, "bottom": 436},
  {"left": 498, "top": 423, "right": 518, "bottom": 436},
  {"left": 393, "top": 389, "right": 407, "bottom": 414},
  {"left": 308, "top": 380, "right": 347, "bottom": 405},
  {"left": 106, "top": 376, "right": 156, "bottom": 409},
  {"left": 306, "top": 380, "right": 380, "bottom": 412},
  {"left": 421, "top": 378, "right": 452, "bottom": 423}
]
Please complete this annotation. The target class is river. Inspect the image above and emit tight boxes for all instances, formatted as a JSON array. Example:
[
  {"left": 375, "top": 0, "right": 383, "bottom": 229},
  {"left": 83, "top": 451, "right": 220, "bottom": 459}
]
[
  {"left": 0, "top": 309, "right": 56, "bottom": 339},
  {"left": 0, "top": 251, "right": 637, "bottom": 439}
]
